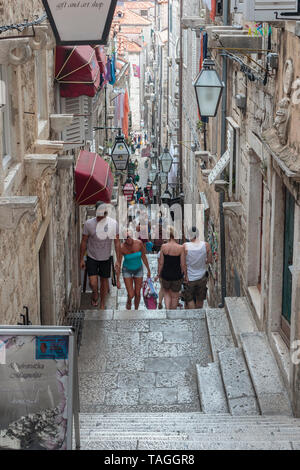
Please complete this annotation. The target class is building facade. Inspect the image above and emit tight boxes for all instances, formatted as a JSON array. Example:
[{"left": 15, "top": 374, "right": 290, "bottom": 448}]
[{"left": 174, "top": 0, "right": 300, "bottom": 415}]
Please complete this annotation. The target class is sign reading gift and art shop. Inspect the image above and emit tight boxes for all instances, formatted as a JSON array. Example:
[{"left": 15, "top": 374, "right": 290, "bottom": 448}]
[
  {"left": 123, "top": 182, "right": 135, "bottom": 202},
  {"left": 42, "top": 0, "right": 118, "bottom": 45},
  {"left": 0, "top": 327, "right": 79, "bottom": 450}
]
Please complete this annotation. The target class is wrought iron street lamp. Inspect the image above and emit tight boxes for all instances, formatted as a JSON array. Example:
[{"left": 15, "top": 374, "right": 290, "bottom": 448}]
[
  {"left": 42, "top": 0, "right": 118, "bottom": 45},
  {"left": 111, "top": 131, "right": 130, "bottom": 171},
  {"left": 193, "top": 58, "right": 224, "bottom": 117},
  {"left": 159, "top": 147, "right": 173, "bottom": 173}
]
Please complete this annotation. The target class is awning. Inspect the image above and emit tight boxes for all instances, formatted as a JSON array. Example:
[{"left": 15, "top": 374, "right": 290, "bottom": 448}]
[
  {"left": 75, "top": 150, "right": 113, "bottom": 205},
  {"left": 55, "top": 46, "right": 101, "bottom": 98}
]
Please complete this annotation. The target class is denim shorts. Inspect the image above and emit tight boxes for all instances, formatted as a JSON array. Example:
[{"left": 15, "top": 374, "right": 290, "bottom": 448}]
[{"left": 122, "top": 265, "right": 144, "bottom": 279}]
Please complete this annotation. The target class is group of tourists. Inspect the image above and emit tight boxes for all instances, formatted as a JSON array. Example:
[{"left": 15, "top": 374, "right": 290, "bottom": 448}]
[{"left": 80, "top": 201, "right": 212, "bottom": 310}]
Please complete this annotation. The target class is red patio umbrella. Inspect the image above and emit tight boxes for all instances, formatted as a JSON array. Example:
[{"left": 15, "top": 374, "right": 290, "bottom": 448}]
[{"left": 75, "top": 150, "right": 113, "bottom": 205}]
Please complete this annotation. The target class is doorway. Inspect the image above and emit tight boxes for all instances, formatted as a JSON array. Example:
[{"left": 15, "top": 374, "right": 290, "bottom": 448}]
[
  {"left": 281, "top": 187, "right": 295, "bottom": 343},
  {"left": 39, "top": 225, "right": 54, "bottom": 325}
]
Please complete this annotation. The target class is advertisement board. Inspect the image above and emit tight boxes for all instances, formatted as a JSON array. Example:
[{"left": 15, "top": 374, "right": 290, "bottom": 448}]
[{"left": 0, "top": 326, "right": 80, "bottom": 450}]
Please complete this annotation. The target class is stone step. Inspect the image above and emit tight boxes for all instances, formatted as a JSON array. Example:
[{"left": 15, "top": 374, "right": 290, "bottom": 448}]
[
  {"left": 78, "top": 421, "right": 300, "bottom": 432},
  {"left": 205, "top": 308, "right": 235, "bottom": 361},
  {"left": 78, "top": 412, "right": 300, "bottom": 424},
  {"left": 79, "top": 431, "right": 300, "bottom": 442},
  {"left": 240, "top": 332, "right": 293, "bottom": 416},
  {"left": 224, "top": 297, "right": 258, "bottom": 347},
  {"left": 136, "top": 440, "right": 295, "bottom": 450},
  {"left": 77, "top": 439, "right": 295, "bottom": 450},
  {"left": 196, "top": 362, "right": 229, "bottom": 414},
  {"left": 80, "top": 309, "right": 206, "bottom": 320},
  {"left": 218, "top": 347, "right": 260, "bottom": 415}
]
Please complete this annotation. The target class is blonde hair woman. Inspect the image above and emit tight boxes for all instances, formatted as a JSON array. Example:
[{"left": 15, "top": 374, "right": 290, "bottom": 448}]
[{"left": 155, "top": 227, "right": 187, "bottom": 310}]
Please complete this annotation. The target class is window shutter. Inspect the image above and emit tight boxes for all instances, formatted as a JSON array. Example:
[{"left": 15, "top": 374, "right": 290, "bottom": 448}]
[
  {"left": 82, "top": 95, "right": 93, "bottom": 142},
  {"left": 61, "top": 96, "right": 93, "bottom": 149},
  {"left": 245, "top": 0, "right": 299, "bottom": 21},
  {"left": 192, "top": 32, "right": 197, "bottom": 80},
  {"left": 61, "top": 96, "right": 85, "bottom": 149}
]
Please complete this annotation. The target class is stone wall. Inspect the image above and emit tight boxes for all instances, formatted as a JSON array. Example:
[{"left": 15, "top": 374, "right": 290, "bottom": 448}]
[{"left": 0, "top": 1, "right": 80, "bottom": 325}]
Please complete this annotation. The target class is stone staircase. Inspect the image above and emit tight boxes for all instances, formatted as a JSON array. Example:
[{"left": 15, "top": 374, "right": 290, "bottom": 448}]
[
  {"left": 75, "top": 254, "right": 300, "bottom": 450},
  {"left": 197, "top": 298, "right": 292, "bottom": 417},
  {"left": 78, "top": 413, "right": 300, "bottom": 450}
]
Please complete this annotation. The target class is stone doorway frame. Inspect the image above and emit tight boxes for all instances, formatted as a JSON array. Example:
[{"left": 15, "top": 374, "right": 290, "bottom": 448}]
[
  {"left": 245, "top": 147, "right": 266, "bottom": 324},
  {"left": 36, "top": 214, "right": 55, "bottom": 325}
]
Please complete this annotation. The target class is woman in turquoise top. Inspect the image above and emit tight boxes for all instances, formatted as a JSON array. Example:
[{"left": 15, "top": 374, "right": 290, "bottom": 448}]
[{"left": 116, "top": 230, "right": 151, "bottom": 310}]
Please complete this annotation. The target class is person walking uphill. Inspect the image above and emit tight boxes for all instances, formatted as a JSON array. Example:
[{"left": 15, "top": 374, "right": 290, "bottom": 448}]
[
  {"left": 156, "top": 227, "right": 187, "bottom": 310},
  {"left": 184, "top": 227, "right": 213, "bottom": 309},
  {"left": 80, "top": 201, "right": 121, "bottom": 310},
  {"left": 116, "top": 230, "right": 151, "bottom": 310}
]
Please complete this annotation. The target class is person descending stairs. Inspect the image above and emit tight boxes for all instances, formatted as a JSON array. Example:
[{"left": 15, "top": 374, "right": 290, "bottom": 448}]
[{"left": 75, "top": 253, "right": 300, "bottom": 450}]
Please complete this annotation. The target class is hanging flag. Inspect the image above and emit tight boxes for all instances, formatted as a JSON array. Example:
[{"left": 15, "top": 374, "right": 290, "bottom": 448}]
[
  {"left": 133, "top": 64, "right": 140, "bottom": 78},
  {"left": 106, "top": 56, "right": 112, "bottom": 83},
  {"left": 210, "top": 0, "right": 216, "bottom": 21},
  {"left": 109, "top": 53, "right": 116, "bottom": 85}
]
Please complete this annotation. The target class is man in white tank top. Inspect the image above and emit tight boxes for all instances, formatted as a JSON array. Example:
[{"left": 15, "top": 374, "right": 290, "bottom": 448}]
[{"left": 184, "top": 227, "right": 212, "bottom": 309}]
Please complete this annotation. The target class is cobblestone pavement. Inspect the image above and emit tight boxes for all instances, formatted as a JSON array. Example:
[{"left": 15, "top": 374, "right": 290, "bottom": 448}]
[{"left": 78, "top": 255, "right": 212, "bottom": 413}]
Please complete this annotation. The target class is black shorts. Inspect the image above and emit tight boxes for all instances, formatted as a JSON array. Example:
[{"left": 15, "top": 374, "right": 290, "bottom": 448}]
[{"left": 86, "top": 256, "right": 111, "bottom": 279}]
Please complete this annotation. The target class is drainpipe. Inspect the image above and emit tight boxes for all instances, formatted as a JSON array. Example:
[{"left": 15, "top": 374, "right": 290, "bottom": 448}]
[
  {"left": 218, "top": 0, "right": 229, "bottom": 308},
  {"left": 179, "top": 0, "right": 184, "bottom": 241}
]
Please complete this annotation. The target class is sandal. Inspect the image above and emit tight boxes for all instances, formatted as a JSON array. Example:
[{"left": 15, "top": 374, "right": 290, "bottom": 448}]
[
  {"left": 91, "top": 296, "right": 98, "bottom": 307},
  {"left": 126, "top": 298, "right": 132, "bottom": 310},
  {"left": 158, "top": 303, "right": 163, "bottom": 310}
]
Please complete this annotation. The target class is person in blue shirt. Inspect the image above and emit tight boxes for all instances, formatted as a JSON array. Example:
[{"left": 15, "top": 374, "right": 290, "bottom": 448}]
[{"left": 116, "top": 230, "right": 151, "bottom": 310}]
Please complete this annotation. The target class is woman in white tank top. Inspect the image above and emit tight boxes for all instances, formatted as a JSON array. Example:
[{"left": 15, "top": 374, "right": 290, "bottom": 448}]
[{"left": 184, "top": 227, "right": 212, "bottom": 309}]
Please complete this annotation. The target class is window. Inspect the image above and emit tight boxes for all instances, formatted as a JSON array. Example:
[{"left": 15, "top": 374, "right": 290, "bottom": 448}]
[
  {"left": 183, "top": 30, "right": 188, "bottom": 67},
  {"left": 226, "top": 117, "right": 240, "bottom": 199},
  {"left": 35, "top": 50, "right": 49, "bottom": 137},
  {"left": 169, "top": 3, "right": 173, "bottom": 34},
  {"left": 0, "top": 65, "right": 12, "bottom": 170}
]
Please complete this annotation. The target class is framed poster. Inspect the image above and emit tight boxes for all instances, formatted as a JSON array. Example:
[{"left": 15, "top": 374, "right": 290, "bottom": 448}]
[{"left": 0, "top": 326, "right": 80, "bottom": 450}]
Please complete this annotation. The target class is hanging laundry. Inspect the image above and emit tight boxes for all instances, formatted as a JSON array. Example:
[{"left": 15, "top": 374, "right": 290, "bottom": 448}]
[
  {"left": 122, "top": 89, "right": 130, "bottom": 139},
  {"left": 133, "top": 64, "right": 140, "bottom": 78},
  {"left": 210, "top": 0, "right": 216, "bottom": 21},
  {"left": 106, "top": 56, "right": 112, "bottom": 83},
  {"left": 109, "top": 53, "right": 116, "bottom": 85}
]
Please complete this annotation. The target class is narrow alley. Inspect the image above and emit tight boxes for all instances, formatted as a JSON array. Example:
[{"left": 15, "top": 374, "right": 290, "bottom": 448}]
[{"left": 1, "top": 0, "right": 300, "bottom": 456}]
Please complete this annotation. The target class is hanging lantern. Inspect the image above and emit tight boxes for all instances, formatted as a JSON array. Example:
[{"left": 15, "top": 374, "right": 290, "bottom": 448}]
[
  {"left": 43, "top": 0, "right": 118, "bottom": 45},
  {"left": 159, "top": 147, "right": 173, "bottom": 173},
  {"left": 111, "top": 132, "right": 130, "bottom": 171},
  {"left": 193, "top": 58, "right": 224, "bottom": 117}
]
